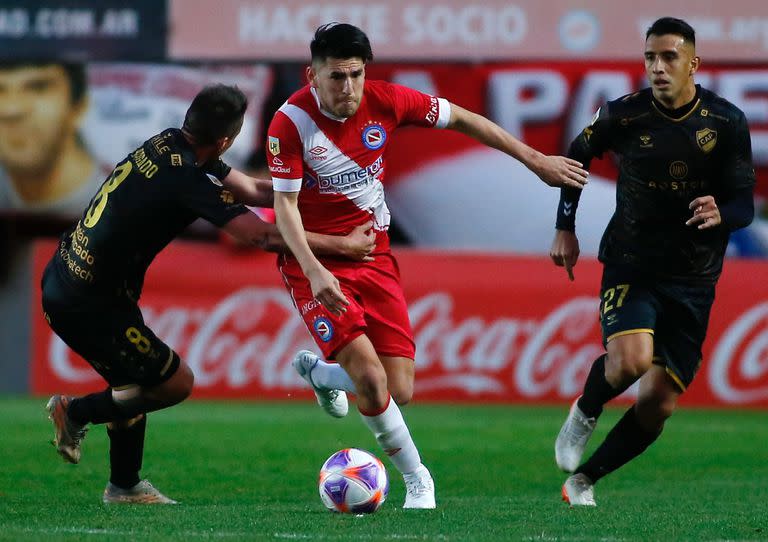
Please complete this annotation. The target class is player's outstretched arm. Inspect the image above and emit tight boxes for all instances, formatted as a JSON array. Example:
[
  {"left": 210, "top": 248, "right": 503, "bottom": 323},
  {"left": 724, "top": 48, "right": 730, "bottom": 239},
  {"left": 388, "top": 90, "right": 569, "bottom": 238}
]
[
  {"left": 445, "top": 103, "right": 588, "bottom": 189},
  {"left": 274, "top": 191, "right": 349, "bottom": 314},
  {"left": 222, "top": 213, "right": 376, "bottom": 261},
  {"left": 220, "top": 168, "right": 275, "bottom": 207}
]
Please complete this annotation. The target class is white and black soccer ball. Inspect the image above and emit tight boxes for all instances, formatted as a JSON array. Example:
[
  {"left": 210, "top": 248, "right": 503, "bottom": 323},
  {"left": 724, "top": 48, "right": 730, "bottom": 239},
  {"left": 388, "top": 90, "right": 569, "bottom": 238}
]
[{"left": 318, "top": 448, "right": 389, "bottom": 514}]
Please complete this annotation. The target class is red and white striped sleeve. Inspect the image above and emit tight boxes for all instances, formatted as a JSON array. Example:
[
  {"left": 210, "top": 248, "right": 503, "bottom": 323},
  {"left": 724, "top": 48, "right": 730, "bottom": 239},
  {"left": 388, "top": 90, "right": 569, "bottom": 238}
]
[
  {"left": 384, "top": 81, "right": 451, "bottom": 129},
  {"left": 266, "top": 110, "right": 304, "bottom": 193}
]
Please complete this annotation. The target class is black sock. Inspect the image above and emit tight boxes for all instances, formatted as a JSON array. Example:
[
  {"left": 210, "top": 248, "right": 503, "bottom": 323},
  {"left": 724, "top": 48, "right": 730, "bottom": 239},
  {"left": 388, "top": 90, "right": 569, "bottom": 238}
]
[
  {"left": 68, "top": 388, "right": 128, "bottom": 425},
  {"left": 108, "top": 414, "right": 146, "bottom": 489},
  {"left": 576, "top": 406, "right": 661, "bottom": 483},
  {"left": 577, "top": 354, "right": 626, "bottom": 418}
]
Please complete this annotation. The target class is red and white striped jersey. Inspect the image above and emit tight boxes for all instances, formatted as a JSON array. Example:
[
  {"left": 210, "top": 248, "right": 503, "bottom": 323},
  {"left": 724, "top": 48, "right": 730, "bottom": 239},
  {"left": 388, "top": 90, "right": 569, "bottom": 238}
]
[{"left": 267, "top": 80, "right": 451, "bottom": 236}]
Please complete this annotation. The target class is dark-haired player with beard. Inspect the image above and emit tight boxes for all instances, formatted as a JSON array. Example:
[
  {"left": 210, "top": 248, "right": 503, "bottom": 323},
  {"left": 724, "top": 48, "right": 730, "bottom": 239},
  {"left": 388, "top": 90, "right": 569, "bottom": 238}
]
[
  {"left": 43, "top": 84, "right": 376, "bottom": 504},
  {"left": 550, "top": 17, "right": 755, "bottom": 506}
]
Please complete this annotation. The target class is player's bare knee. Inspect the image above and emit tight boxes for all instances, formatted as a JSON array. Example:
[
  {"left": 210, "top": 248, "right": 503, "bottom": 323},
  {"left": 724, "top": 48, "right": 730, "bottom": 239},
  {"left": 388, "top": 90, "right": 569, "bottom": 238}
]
[
  {"left": 390, "top": 389, "right": 411, "bottom": 406},
  {"left": 389, "top": 382, "right": 414, "bottom": 406},
  {"left": 606, "top": 351, "right": 653, "bottom": 385},
  {"left": 172, "top": 363, "right": 195, "bottom": 401}
]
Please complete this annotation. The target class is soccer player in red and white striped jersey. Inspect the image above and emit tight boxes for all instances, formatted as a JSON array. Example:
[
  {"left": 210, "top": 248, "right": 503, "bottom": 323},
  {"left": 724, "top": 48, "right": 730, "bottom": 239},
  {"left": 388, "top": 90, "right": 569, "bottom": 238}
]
[{"left": 266, "top": 23, "right": 588, "bottom": 509}]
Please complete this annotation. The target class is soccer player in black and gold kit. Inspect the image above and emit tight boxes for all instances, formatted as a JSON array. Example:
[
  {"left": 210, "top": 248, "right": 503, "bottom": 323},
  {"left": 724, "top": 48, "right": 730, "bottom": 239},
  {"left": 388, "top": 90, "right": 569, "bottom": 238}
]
[
  {"left": 550, "top": 18, "right": 756, "bottom": 506},
  {"left": 42, "top": 85, "right": 375, "bottom": 503}
]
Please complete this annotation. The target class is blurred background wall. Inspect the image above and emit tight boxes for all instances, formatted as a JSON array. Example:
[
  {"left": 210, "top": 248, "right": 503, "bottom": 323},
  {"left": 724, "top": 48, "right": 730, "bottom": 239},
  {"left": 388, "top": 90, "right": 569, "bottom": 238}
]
[{"left": 2, "top": 0, "right": 767, "bottom": 405}]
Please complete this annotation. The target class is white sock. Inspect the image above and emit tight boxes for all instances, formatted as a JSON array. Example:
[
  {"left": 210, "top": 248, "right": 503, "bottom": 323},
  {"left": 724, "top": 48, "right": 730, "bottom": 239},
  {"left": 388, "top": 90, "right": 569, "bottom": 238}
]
[
  {"left": 310, "top": 359, "right": 357, "bottom": 394},
  {"left": 360, "top": 397, "right": 421, "bottom": 474}
]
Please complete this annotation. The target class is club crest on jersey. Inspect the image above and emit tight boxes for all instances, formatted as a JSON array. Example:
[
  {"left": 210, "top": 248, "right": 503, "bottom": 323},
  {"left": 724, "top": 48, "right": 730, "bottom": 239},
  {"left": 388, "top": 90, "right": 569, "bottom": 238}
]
[
  {"left": 313, "top": 317, "right": 334, "bottom": 342},
  {"left": 696, "top": 128, "right": 717, "bottom": 153},
  {"left": 268, "top": 136, "right": 280, "bottom": 156},
  {"left": 362, "top": 124, "right": 386, "bottom": 150}
]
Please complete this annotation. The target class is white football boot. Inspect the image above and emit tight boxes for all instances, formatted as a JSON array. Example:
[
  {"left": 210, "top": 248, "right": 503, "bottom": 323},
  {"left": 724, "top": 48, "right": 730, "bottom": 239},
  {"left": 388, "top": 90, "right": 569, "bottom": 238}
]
[
  {"left": 403, "top": 464, "right": 436, "bottom": 509},
  {"left": 103, "top": 480, "right": 178, "bottom": 504},
  {"left": 561, "top": 473, "right": 596, "bottom": 506},
  {"left": 292, "top": 350, "right": 348, "bottom": 418},
  {"left": 555, "top": 397, "right": 597, "bottom": 472}
]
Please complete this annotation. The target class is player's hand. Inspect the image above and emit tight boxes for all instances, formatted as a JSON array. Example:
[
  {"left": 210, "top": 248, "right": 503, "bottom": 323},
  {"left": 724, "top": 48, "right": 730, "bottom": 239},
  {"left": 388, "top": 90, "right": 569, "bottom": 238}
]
[
  {"left": 342, "top": 221, "right": 376, "bottom": 262},
  {"left": 686, "top": 195, "right": 721, "bottom": 230},
  {"left": 307, "top": 265, "right": 349, "bottom": 316},
  {"left": 550, "top": 230, "right": 580, "bottom": 281},
  {"left": 533, "top": 155, "right": 589, "bottom": 189}
]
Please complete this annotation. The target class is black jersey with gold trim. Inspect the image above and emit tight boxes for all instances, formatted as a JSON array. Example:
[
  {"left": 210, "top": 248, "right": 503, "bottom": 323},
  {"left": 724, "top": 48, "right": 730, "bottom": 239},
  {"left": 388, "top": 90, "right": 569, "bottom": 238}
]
[
  {"left": 52, "top": 128, "right": 248, "bottom": 298},
  {"left": 568, "top": 85, "right": 755, "bottom": 282}
]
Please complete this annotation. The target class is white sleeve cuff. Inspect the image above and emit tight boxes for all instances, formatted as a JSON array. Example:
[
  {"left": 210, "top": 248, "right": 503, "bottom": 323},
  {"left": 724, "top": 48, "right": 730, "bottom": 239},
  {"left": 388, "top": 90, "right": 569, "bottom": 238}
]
[
  {"left": 272, "top": 177, "right": 302, "bottom": 192},
  {"left": 435, "top": 98, "right": 451, "bottom": 129}
]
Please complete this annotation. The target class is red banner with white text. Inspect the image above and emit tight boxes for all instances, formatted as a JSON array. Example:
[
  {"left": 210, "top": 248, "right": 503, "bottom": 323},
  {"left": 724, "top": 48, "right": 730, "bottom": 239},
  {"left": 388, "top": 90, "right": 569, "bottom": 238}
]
[{"left": 30, "top": 239, "right": 768, "bottom": 407}]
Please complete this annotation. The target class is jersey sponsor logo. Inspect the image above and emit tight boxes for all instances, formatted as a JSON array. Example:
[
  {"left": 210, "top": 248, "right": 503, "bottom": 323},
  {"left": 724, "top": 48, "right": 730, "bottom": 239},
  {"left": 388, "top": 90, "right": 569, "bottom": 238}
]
[
  {"left": 268, "top": 136, "right": 281, "bottom": 156},
  {"left": 206, "top": 173, "right": 223, "bottom": 186},
  {"left": 269, "top": 165, "right": 292, "bottom": 174},
  {"left": 317, "top": 155, "right": 383, "bottom": 193},
  {"left": 313, "top": 317, "right": 334, "bottom": 342},
  {"left": 648, "top": 179, "right": 707, "bottom": 192},
  {"left": 696, "top": 128, "right": 717, "bottom": 153},
  {"left": 426, "top": 96, "right": 440, "bottom": 124},
  {"left": 309, "top": 145, "right": 328, "bottom": 159},
  {"left": 362, "top": 124, "right": 386, "bottom": 150},
  {"left": 272, "top": 156, "right": 284, "bottom": 166},
  {"left": 639, "top": 135, "right": 653, "bottom": 148},
  {"left": 171, "top": 153, "right": 182, "bottom": 166},
  {"left": 669, "top": 161, "right": 689, "bottom": 180}
]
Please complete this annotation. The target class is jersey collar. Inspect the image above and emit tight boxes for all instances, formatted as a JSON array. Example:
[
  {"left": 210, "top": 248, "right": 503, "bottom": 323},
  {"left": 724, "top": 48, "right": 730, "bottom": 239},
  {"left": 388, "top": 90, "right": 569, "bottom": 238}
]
[{"left": 651, "top": 84, "right": 702, "bottom": 122}]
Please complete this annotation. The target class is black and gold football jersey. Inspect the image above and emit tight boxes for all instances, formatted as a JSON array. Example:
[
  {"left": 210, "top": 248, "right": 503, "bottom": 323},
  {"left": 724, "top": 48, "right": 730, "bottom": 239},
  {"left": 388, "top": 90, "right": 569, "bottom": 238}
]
[
  {"left": 52, "top": 128, "right": 247, "bottom": 298},
  {"left": 561, "top": 86, "right": 755, "bottom": 282}
]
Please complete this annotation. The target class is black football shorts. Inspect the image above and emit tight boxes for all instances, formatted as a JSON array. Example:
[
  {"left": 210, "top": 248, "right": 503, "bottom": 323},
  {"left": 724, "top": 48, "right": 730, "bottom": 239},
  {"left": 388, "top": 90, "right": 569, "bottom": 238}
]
[{"left": 599, "top": 264, "right": 715, "bottom": 391}]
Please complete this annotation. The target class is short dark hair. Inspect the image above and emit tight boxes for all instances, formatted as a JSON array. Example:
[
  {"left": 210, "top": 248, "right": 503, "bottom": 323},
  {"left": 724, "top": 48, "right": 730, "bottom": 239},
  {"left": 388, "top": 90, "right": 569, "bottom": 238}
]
[
  {"left": 310, "top": 23, "right": 373, "bottom": 63},
  {"left": 182, "top": 84, "right": 248, "bottom": 145},
  {"left": 0, "top": 61, "right": 86, "bottom": 104},
  {"left": 646, "top": 17, "right": 696, "bottom": 46}
]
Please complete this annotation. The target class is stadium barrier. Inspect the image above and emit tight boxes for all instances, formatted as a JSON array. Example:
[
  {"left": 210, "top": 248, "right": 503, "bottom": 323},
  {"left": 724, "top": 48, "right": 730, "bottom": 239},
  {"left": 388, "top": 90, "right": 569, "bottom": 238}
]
[{"left": 30, "top": 239, "right": 768, "bottom": 407}]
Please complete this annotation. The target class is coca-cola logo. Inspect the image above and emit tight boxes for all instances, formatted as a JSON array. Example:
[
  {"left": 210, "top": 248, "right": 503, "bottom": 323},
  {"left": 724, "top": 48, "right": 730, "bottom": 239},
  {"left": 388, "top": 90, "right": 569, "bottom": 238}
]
[
  {"left": 45, "top": 286, "right": 768, "bottom": 405},
  {"left": 709, "top": 302, "right": 768, "bottom": 403},
  {"left": 47, "top": 288, "right": 604, "bottom": 399}
]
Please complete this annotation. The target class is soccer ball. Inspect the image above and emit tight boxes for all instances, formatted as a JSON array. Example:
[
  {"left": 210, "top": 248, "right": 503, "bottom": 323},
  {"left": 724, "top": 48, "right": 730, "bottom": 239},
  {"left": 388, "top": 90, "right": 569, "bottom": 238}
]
[{"left": 318, "top": 448, "right": 389, "bottom": 514}]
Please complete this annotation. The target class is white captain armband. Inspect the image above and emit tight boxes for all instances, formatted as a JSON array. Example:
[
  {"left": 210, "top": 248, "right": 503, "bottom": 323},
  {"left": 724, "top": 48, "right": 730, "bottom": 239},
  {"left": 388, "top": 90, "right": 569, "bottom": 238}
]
[
  {"left": 435, "top": 98, "right": 451, "bottom": 129},
  {"left": 272, "top": 178, "right": 302, "bottom": 192}
]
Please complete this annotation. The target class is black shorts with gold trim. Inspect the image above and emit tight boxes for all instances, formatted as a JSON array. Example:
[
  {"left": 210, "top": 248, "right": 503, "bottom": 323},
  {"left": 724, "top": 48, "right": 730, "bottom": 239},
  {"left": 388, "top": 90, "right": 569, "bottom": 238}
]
[
  {"left": 599, "top": 264, "right": 715, "bottom": 391},
  {"left": 41, "top": 260, "right": 179, "bottom": 388}
]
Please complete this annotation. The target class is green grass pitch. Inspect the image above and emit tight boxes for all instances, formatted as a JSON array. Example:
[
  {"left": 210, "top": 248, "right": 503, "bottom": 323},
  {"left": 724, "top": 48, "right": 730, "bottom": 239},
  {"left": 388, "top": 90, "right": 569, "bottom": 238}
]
[{"left": 1, "top": 396, "right": 766, "bottom": 541}]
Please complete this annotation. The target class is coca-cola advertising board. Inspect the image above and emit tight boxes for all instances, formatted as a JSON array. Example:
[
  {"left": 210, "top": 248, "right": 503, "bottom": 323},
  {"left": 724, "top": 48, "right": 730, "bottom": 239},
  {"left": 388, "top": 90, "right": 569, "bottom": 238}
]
[{"left": 30, "top": 239, "right": 768, "bottom": 407}]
